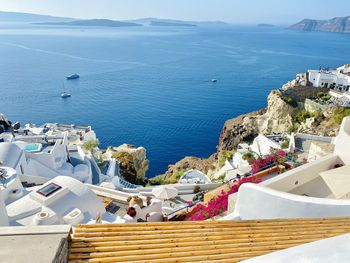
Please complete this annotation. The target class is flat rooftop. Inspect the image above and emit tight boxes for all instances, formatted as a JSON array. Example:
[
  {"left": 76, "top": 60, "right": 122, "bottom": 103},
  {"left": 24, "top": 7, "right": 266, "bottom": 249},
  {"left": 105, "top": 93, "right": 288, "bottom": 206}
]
[
  {"left": 68, "top": 217, "right": 350, "bottom": 262},
  {"left": 0, "top": 225, "right": 70, "bottom": 263}
]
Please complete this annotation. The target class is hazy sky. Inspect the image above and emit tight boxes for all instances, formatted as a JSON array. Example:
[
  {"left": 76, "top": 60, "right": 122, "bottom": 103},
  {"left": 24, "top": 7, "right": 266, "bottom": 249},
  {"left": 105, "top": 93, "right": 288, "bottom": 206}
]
[{"left": 0, "top": 0, "right": 349, "bottom": 24}]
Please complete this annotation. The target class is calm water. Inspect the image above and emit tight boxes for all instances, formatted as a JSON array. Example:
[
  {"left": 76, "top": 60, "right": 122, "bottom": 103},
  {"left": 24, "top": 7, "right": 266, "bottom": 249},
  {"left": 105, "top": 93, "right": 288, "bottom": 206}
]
[{"left": 0, "top": 24, "right": 349, "bottom": 177}]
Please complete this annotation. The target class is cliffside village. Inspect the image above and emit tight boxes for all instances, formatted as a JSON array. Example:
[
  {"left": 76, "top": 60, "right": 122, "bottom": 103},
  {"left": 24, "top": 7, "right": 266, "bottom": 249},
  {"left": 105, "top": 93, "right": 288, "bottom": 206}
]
[{"left": 1, "top": 63, "right": 350, "bottom": 262}]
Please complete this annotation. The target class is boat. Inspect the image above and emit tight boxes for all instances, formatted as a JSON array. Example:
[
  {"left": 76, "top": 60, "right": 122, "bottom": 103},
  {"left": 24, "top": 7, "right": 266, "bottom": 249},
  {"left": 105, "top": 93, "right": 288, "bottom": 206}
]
[
  {"left": 61, "top": 91, "right": 71, "bottom": 98},
  {"left": 66, "top": 74, "right": 80, "bottom": 80},
  {"left": 211, "top": 78, "right": 218, "bottom": 83}
]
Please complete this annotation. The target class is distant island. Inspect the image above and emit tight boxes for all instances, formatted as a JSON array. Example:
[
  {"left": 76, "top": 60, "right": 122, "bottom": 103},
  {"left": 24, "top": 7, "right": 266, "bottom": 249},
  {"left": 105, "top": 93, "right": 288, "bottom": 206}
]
[
  {"left": 0, "top": 10, "right": 73, "bottom": 23},
  {"left": 36, "top": 19, "right": 142, "bottom": 27},
  {"left": 150, "top": 21, "right": 196, "bottom": 27},
  {"left": 290, "top": 16, "right": 350, "bottom": 33},
  {"left": 0, "top": 10, "right": 229, "bottom": 28},
  {"left": 257, "top": 23, "right": 274, "bottom": 27}
]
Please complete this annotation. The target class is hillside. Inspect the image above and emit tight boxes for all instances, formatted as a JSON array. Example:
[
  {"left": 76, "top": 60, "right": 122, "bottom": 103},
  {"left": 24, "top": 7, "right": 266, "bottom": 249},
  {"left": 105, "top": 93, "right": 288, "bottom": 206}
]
[
  {"left": 290, "top": 16, "right": 350, "bottom": 33},
  {"left": 0, "top": 10, "right": 73, "bottom": 23}
]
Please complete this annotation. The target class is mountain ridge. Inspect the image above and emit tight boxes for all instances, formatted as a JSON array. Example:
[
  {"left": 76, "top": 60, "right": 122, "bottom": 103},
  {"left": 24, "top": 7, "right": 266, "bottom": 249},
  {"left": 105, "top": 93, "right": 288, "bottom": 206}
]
[
  {"left": 0, "top": 10, "right": 228, "bottom": 27},
  {"left": 290, "top": 16, "right": 350, "bottom": 33}
]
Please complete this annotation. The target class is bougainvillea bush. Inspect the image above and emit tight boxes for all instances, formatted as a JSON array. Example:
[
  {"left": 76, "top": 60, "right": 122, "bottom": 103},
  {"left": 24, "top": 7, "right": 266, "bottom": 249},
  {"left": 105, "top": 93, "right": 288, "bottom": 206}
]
[
  {"left": 188, "top": 176, "right": 262, "bottom": 221},
  {"left": 250, "top": 150, "right": 287, "bottom": 174}
]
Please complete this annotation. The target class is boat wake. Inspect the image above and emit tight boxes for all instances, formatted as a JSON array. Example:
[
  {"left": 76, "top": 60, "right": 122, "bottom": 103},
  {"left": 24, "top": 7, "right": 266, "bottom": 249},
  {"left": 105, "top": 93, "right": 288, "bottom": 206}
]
[{"left": 0, "top": 41, "right": 116, "bottom": 63}]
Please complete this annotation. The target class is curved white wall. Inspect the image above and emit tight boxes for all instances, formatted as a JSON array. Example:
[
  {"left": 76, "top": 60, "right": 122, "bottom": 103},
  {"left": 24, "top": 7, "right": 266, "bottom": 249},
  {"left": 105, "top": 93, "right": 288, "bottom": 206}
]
[
  {"left": 335, "top": 116, "right": 350, "bottom": 164},
  {"left": 227, "top": 183, "right": 350, "bottom": 220}
]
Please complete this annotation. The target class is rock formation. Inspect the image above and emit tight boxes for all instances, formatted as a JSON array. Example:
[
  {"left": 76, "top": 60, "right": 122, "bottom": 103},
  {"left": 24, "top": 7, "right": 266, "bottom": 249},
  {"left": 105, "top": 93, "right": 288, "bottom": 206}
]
[
  {"left": 107, "top": 144, "right": 149, "bottom": 184},
  {"left": 161, "top": 156, "right": 216, "bottom": 183},
  {"left": 290, "top": 16, "right": 350, "bottom": 33},
  {"left": 218, "top": 90, "right": 299, "bottom": 154}
]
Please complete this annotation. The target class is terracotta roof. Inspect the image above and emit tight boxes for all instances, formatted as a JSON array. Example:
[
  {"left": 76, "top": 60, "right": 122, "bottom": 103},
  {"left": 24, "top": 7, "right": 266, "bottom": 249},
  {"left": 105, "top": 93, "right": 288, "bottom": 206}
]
[{"left": 68, "top": 217, "right": 350, "bottom": 262}]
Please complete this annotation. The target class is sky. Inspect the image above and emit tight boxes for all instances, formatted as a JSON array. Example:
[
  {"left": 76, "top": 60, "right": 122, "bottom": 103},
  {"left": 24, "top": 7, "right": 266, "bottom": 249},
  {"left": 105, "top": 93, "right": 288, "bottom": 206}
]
[{"left": 0, "top": 0, "right": 349, "bottom": 25}]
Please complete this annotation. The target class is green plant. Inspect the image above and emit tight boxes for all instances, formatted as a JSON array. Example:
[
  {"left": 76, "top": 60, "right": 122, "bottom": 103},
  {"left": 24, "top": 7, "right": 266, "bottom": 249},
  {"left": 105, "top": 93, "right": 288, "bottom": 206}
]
[
  {"left": 317, "top": 92, "right": 331, "bottom": 101},
  {"left": 280, "top": 94, "right": 298, "bottom": 108},
  {"left": 170, "top": 169, "right": 186, "bottom": 184},
  {"left": 217, "top": 150, "right": 234, "bottom": 168},
  {"left": 82, "top": 139, "right": 100, "bottom": 153},
  {"left": 216, "top": 173, "right": 226, "bottom": 183},
  {"left": 332, "top": 107, "right": 350, "bottom": 125},
  {"left": 242, "top": 151, "right": 256, "bottom": 164},
  {"left": 149, "top": 169, "right": 186, "bottom": 185},
  {"left": 294, "top": 109, "right": 312, "bottom": 124},
  {"left": 287, "top": 124, "right": 298, "bottom": 133},
  {"left": 148, "top": 175, "right": 165, "bottom": 185},
  {"left": 281, "top": 138, "right": 290, "bottom": 149}
]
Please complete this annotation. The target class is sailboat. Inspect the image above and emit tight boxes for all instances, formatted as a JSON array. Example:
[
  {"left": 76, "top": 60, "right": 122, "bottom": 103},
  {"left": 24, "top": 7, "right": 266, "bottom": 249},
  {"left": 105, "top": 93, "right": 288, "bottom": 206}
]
[
  {"left": 61, "top": 91, "right": 71, "bottom": 98},
  {"left": 60, "top": 82, "right": 71, "bottom": 98}
]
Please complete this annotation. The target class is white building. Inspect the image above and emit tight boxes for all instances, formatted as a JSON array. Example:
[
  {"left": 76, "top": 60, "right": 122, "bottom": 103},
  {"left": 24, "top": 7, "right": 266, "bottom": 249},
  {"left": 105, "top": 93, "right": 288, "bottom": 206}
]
[
  {"left": 0, "top": 174, "right": 165, "bottom": 226},
  {"left": 307, "top": 66, "right": 350, "bottom": 92},
  {"left": 223, "top": 116, "right": 350, "bottom": 221},
  {"left": 224, "top": 134, "right": 286, "bottom": 181},
  {"left": 0, "top": 134, "right": 93, "bottom": 185}
]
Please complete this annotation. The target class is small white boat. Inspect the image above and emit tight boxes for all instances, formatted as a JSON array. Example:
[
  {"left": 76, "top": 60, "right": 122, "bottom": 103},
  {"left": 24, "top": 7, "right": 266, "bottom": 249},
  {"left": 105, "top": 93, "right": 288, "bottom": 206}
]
[
  {"left": 61, "top": 92, "right": 71, "bottom": 98},
  {"left": 211, "top": 79, "right": 218, "bottom": 83}
]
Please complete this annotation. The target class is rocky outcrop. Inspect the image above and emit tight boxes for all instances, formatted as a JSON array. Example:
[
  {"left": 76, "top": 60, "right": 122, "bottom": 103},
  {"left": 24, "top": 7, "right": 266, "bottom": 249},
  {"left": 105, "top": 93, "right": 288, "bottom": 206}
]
[
  {"left": 161, "top": 156, "right": 215, "bottom": 182},
  {"left": 107, "top": 144, "right": 149, "bottom": 183},
  {"left": 290, "top": 16, "right": 350, "bottom": 33},
  {"left": 218, "top": 90, "right": 299, "bottom": 154}
]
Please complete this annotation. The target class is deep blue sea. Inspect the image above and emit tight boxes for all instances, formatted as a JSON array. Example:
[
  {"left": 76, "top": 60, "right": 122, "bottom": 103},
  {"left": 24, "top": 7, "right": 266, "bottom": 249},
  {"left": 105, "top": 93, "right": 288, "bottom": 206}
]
[{"left": 0, "top": 24, "right": 350, "bottom": 177}]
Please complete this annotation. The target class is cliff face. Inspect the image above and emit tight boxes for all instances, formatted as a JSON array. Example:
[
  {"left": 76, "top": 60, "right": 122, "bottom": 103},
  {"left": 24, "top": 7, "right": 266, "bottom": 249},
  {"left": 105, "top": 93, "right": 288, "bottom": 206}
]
[
  {"left": 108, "top": 144, "right": 149, "bottom": 184},
  {"left": 290, "top": 16, "right": 350, "bottom": 33},
  {"left": 218, "top": 90, "right": 299, "bottom": 154}
]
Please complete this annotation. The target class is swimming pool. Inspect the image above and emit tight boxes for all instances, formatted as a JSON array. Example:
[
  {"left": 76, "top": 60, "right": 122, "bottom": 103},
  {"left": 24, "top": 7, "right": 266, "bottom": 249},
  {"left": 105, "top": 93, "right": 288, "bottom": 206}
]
[{"left": 24, "top": 143, "right": 42, "bottom": 153}]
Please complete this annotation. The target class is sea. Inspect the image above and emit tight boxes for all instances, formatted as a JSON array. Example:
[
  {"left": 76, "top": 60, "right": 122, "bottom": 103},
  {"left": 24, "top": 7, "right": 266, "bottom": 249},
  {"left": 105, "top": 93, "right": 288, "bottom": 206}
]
[{"left": 0, "top": 23, "right": 349, "bottom": 177}]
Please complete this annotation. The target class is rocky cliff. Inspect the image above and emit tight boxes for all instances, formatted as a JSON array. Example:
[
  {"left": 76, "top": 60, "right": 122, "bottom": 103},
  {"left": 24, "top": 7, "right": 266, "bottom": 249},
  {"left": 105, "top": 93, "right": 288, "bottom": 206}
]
[
  {"left": 217, "top": 86, "right": 341, "bottom": 156},
  {"left": 155, "top": 156, "right": 216, "bottom": 184},
  {"left": 106, "top": 144, "right": 149, "bottom": 184},
  {"left": 290, "top": 16, "right": 350, "bottom": 33}
]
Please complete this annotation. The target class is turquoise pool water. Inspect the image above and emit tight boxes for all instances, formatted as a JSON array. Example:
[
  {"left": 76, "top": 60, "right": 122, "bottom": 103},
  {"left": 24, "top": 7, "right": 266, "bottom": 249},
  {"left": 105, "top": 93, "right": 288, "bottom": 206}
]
[{"left": 24, "top": 143, "right": 42, "bottom": 153}]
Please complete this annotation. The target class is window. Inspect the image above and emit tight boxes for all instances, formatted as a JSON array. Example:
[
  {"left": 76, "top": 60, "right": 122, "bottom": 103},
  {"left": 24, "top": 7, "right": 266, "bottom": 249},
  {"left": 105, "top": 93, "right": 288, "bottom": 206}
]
[{"left": 37, "top": 183, "right": 62, "bottom": 197}]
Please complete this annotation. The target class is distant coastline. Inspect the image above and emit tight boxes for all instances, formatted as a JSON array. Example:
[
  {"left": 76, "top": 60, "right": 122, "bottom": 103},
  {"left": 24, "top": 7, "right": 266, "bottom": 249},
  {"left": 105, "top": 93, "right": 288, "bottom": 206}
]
[
  {"left": 35, "top": 19, "right": 142, "bottom": 28},
  {"left": 290, "top": 16, "right": 350, "bottom": 33},
  {"left": 149, "top": 21, "right": 196, "bottom": 27},
  {"left": 257, "top": 23, "right": 274, "bottom": 27}
]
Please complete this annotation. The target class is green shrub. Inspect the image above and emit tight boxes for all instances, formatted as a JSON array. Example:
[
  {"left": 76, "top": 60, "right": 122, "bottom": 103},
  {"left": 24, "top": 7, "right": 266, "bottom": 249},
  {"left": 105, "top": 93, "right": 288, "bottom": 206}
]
[
  {"left": 217, "top": 150, "right": 234, "bottom": 168},
  {"left": 280, "top": 94, "right": 298, "bottom": 108},
  {"left": 294, "top": 109, "right": 312, "bottom": 124},
  {"left": 82, "top": 139, "right": 100, "bottom": 153},
  {"left": 288, "top": 124, "right": 298, "bottom": 133},
  {"left": 281, "top": 138, "right": 290, "bottom": 149},
  {"left": 333, "top": 107, "right": 350, "bottom": 125},
  {"left": 149, "top": 175, "right": 166, "bottom": 185},
  {"left": 149, "top": 169, "right": 186, "bottom": 185},
  {"left": 242, "top": 152, "right": 256, "bottom": 164},
  {"left": 216, "top": 173, "right": 226, "bottom": 183},
  {"left": 317, "top": 92, "right": 331, "bottom": 101}
]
